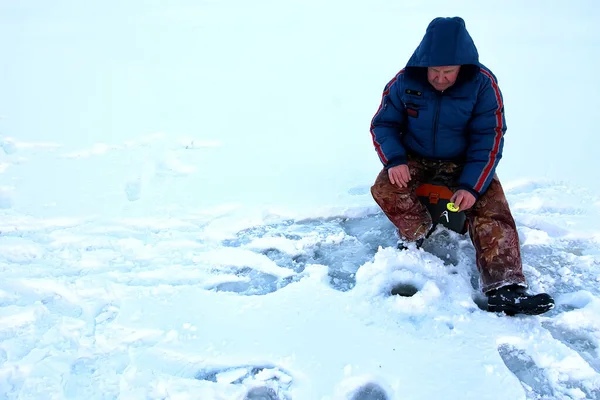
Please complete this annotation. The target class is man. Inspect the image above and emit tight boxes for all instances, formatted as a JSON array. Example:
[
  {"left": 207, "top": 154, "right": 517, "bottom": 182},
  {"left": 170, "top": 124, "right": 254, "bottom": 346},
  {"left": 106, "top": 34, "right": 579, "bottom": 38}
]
[{"left": 369, "top": 16, "right": 554, "bottom": 316}]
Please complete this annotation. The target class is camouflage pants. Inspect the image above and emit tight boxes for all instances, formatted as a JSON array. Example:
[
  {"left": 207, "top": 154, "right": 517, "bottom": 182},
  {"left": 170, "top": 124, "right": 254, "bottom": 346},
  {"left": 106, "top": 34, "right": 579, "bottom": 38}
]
[{"left": 370, "top": 156, "right": 526, "bottom": 293}]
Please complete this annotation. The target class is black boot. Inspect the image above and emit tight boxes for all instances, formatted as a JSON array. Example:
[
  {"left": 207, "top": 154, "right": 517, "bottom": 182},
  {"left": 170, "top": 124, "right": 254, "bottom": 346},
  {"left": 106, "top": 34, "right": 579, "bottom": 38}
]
[
  {"left": 396, "top": 224, "right": 436, "bottom": 251},
  {"left": 397, "top": 237, "right": 424, "bottom": 251},
  {"left": 486, "top": 284, "right": 554, "bottom": 316}
]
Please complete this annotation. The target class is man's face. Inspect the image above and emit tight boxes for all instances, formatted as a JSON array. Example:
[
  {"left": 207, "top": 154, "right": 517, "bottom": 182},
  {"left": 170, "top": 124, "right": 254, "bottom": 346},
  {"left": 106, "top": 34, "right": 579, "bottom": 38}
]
[{"left": 427, "top": 66, "right": 461, "bottom": 91}]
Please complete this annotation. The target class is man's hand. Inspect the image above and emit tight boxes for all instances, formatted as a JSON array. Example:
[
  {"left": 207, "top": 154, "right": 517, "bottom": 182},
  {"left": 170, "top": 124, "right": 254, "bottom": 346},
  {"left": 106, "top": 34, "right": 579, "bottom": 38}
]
[
  {"left": 388, "top": 165, "right": 410, "bottom": 187},
  {"left": 450, "top": 189, "right": 476, "bottom": 211}
]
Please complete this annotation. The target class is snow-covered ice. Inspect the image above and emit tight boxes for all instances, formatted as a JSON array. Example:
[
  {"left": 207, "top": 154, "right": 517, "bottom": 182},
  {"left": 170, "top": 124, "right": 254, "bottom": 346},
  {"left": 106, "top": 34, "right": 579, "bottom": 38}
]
[
  {"left": 0, "top": 181, "right": 599, "bottom": 399},
  {"left": 1, "top": 1, "right": 600, "bottom": 399}
]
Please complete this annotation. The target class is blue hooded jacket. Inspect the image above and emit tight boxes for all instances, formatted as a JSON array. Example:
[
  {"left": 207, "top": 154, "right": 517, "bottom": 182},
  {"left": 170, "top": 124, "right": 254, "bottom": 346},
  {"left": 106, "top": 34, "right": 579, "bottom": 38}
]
[{"left": 370, "top": 17, "right": 506, "bottom": 198}]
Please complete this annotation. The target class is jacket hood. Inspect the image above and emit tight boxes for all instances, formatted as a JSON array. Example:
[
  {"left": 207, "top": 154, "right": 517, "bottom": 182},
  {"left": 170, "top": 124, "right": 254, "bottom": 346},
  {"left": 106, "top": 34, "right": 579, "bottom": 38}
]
[{"left": 406, "top": 17, "right": 481, "bottom": 68}]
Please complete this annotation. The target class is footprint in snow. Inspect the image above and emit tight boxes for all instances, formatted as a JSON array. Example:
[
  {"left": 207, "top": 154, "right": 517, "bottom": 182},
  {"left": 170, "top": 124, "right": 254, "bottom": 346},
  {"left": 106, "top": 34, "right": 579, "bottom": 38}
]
[
  {"left": 41, "top": 294, "right": 84, "bottom": 319},
  {"left": 196, "top": 364, "right": 292, "bottom": 399},
  {"left": 1, "top": 138, "right": 17, "bottom": 155},
  {"left": 94, "top": 303, "right": 120, "bottom": 325},
  {"left": 347, "top": 185, "right": 370, "bottom": 196},
  {"left": 124, "top": 177, "right": 142, "bottom": 202},
  {"left": 64, "top": 353, "right": 129, "bottom": 398},
  {"left": 498, "top": 343, "right": 600, "bottom": 400},
  {"left": 212, "top": 267, "right": 289, "bottom": 296},
  {"left": 498, "top": 344, "right": 555, "bottom": 399},
  {"left": 542, "top": 321, "right": 600, "bottom": 373}
]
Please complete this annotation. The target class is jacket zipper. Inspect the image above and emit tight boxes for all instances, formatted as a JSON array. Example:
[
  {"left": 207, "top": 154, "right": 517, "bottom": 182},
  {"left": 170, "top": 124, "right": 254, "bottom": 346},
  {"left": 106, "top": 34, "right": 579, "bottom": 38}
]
[{"left": 433, "top": 92, "right": 443, "bottom": 157}]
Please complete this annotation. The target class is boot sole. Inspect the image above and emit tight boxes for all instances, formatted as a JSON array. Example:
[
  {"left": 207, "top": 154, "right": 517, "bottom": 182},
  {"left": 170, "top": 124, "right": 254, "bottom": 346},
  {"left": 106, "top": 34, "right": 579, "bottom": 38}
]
[{"left": 488, "top": 301, "right": 555, "bottom": 316}]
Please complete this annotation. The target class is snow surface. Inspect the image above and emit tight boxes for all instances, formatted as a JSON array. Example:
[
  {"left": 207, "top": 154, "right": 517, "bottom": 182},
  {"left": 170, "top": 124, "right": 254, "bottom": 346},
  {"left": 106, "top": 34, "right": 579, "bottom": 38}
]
[{"left": 1, "top": 1, "right": 600, "bottom": 399}]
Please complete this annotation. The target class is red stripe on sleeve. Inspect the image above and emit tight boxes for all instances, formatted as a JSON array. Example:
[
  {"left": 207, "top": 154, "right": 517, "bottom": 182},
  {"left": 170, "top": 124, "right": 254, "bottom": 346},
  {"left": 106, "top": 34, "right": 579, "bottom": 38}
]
[
  {"left": 370, "top": 69, "right": 405, "bottom": 165},
  {"left": 474, "top": 69, "right": 503, "bottom": 192}
]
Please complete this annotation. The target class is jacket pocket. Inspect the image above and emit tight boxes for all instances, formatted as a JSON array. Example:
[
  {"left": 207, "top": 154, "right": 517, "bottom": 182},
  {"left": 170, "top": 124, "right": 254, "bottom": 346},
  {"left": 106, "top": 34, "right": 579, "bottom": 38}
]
[{"left": 404, "top": 101, "right": 427, "bottom": 118}]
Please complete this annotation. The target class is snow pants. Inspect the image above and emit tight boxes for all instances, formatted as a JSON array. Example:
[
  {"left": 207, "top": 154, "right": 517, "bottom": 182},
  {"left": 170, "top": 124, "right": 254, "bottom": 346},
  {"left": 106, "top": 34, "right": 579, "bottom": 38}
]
[{"left": 370, "top": 155, "right": 527, "bottom": 293}]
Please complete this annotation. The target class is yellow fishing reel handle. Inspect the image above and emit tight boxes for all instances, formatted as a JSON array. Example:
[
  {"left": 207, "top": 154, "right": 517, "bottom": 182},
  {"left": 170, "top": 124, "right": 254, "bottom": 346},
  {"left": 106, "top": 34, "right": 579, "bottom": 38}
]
[{"left": 447, "top": 202, "right": 460, "bottom": 212}]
